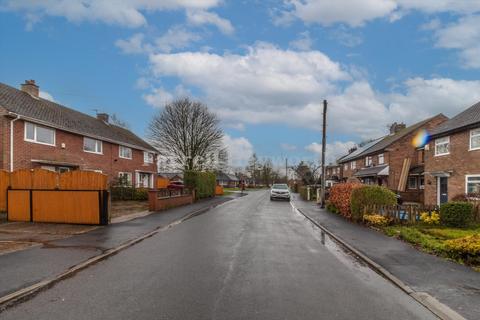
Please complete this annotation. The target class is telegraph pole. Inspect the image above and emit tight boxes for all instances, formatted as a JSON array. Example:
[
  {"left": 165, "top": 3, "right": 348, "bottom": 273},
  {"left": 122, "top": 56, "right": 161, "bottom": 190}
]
[
  {"left": 285, "top": 158, "right": 288, "bottom": 183},
  {"left": 320, "top": 100, "right": 327, "bottom": 208}
]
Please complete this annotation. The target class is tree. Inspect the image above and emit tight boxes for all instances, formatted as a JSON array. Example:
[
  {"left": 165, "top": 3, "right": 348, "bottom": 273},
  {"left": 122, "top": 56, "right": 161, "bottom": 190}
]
[
  {"left": 147, "top": 98, "right": 226, "bottom": 171},
  {"left": 293, "top": 161, "right": 321, "bottom": 185},
  {"left": 110, "top": 113, "right": 130, "bottom": 129},
  {"left": 246, "top": 153, "right": 259, "bottom": 185}
]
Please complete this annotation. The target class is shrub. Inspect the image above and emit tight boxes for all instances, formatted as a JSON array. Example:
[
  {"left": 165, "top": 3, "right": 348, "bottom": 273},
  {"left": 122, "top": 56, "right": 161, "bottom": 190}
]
[
  {"left": 299, "top": 186, "right": 308, "bottom": 200},
  {"left": 329, "top": 183, "right": 363, "bottom": 218},
  {"left": 444, "top": 234, "right": 480, "bottom": 264},
  {"left": 440, "top": 202, "right": 474, "bottom": 227},
  {"left": 350, "top": 185, "right": 397, "bottom": 222},
  {"left": 363, "top": 214, "right": 391, "bottom": 227},
  {"left": 326, "top": 201, "right": 339, "bottom": 214},
  {"left": 420, "top": 211, "right": 440, "bottom": 225},
  {"left": 184, "top": 171, "right": 216, "bottom": 199},
  {"left": 110, "top": 186, "right": 148, "bottom": 201}
]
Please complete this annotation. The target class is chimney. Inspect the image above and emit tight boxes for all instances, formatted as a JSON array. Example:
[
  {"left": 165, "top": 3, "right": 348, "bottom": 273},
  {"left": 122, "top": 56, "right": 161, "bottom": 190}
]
[
  {"left": 389, "top": 122, "right": 406, "bottom": 134},
  {"left": 20, "top": 80, "right": 39, "bottom": 98},
  {"left": 96, "top": 113, "right": 109, "bottom": 123}
]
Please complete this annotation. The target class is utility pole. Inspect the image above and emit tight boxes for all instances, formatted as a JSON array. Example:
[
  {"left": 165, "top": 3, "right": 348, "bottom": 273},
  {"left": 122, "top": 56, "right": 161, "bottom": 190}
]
[
  {"left": 285, "top": 158, "right": 288, "bottom": 183},
  {"left": 320, "top": 100, "right": 327, "bottom": 208}
]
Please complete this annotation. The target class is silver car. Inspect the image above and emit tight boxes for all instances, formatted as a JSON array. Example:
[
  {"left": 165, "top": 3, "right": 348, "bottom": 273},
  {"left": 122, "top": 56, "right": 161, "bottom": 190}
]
[{"left": 270, "top": 184, "right": 291, "bottom": 201}]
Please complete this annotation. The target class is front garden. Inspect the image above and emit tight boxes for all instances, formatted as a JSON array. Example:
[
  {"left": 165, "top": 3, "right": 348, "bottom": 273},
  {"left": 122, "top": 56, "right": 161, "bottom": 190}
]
[{"left": 326, "top": 183, "right": 480, "bottom": 269}]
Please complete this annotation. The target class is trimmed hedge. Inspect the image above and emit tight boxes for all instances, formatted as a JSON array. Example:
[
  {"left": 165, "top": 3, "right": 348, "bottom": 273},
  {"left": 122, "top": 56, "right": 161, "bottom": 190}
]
[
  {"left": 111, "top": 187, "right": 148, "bottom": 201},
  {"left": 440, "top": 201, "right": 474, "bottom": 227},
  {"left": 350, "top": 185, "right": 397, "bottom": 222},
  {"left": 184, "top": 171, "right": 216, "bottom": 199},
  {"left": 329, "top": 183, "right": 363, "bottom": 218}
]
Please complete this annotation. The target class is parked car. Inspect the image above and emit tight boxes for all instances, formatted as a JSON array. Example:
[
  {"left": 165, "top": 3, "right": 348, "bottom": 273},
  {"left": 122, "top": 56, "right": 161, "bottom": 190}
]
[
  {"left": 167, "top": 181, "right": 184, "bottom": 189},
  {"left": 270, "top": 184, "right": 291, "bottom": 201}
]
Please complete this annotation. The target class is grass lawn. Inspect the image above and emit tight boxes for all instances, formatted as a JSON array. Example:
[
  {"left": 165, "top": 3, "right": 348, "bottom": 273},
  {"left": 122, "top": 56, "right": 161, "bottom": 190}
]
[{"left": 382, "top": 224, "right": 480, "bottom": 269}]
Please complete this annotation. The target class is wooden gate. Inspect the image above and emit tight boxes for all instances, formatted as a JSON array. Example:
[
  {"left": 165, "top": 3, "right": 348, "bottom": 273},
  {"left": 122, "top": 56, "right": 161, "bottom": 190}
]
[
  {"left": 0, "top": 170, "right": 9, "bottom": 212},
  {"left": 6, "top": 169, "right": 108, "bottom": 225}
]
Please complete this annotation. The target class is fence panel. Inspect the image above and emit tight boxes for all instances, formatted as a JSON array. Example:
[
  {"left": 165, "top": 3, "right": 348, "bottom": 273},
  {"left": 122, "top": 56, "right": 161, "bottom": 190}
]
[
  {"left": 10, "top": 169, "right": 33, "bottom": 189},
  {"left": 0, "top": 170, "right": 9, "bottom": 212},
  {"left": 7, "top": 190, "right": 30, "bottom": 222},
  {"left": 156, "top": 177, "right": 169, "bottom": 189},
  {"left": 59, "top": 171, "right": 107, "bottom": 190},
  {"left": 32, "top": 169, "right": 58, "bottom": 189},
  {"left": 32, "top": 191, "right": 101, "bottom": 224}
]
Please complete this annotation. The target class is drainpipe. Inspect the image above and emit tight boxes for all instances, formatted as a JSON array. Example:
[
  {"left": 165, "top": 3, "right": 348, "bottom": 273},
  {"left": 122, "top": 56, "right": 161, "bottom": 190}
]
[{"left": 9, "top": 113, "right": 20, "bottom": 172}]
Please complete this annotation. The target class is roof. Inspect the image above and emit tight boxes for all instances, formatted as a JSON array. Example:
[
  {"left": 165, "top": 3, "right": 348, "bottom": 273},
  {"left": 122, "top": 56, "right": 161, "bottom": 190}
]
[
  {"left": 409, "top": 165, "right": 424, "bottom": 175},
  {"left": 354, "top": 164, "right": 389, "bottom": 177},
  {"left": 430, "top": 101, "right": 480, "bottom": 137},
  {"left": 216, "top": 172, "right": 239, "bottom": 181},
  {"left": 158, "top": 172, "right": 183, "bottom": 179},
  {"left": 0, "top": 82, "right": 157, "bottom": 152},
  {"left": 339, "top": 138, "right": 383, "bottom": 163},
  {"left": 340, "top": 114, "right": 444, "bottom": 162}
]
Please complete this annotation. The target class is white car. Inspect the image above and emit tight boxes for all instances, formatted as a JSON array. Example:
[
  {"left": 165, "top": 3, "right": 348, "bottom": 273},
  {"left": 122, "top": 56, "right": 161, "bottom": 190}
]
[{"left": 270, "top": 184, "right": 291, "bottom": 201}]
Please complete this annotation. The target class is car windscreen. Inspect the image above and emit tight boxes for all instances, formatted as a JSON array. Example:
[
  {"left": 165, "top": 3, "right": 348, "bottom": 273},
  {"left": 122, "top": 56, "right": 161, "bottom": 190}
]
[{"left": 272, "top": 184, "right": 288, "bottom": 189}]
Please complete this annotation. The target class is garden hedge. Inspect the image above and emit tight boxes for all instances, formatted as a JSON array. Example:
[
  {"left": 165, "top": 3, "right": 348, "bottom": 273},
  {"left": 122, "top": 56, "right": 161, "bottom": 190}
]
[
  {"left": 110, "top": 187, "right": 148, "bottom": 201},
  {"left": 184, "top": 171, "right": 216, "bottom": 199},
  {"left": 440, "top": 201, "right": 474, "bottom": 227},
  {"left": 350, "top": 185, "right": 397, "bottom": 222},
  {"left": 328, "top": 183, "right": 363, "bottom": 218}
]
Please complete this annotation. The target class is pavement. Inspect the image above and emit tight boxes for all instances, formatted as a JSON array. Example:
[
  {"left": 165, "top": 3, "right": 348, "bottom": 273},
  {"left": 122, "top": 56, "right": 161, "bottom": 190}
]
[
  {"left": 1, "top": 190, "right": 438, "bottom": 319},
  {"left": 0, "top": 195, "right": 233, "bottom": 300},
  {"left": 292, "top": 195, "right": 480, "bottom": 320}
]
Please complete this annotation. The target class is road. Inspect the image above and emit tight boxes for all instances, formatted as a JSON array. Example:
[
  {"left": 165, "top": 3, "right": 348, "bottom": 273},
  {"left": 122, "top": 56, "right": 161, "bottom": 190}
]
[{"left": 0, "top": 191, "right": 437, "bottom": 320}]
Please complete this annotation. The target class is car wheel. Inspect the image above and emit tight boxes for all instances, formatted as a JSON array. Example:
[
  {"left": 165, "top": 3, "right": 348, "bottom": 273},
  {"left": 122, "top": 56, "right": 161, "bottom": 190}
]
[{"left": 270, "top": 197, "right": 274, "bottom": 201}]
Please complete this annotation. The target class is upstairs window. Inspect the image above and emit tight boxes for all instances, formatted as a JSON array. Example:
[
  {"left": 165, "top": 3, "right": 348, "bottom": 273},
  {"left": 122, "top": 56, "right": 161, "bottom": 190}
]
[
  {"left": 378, "top": 153, "right": 384, "bottom": 165},
  {"left": 435, "top": 137, "right": 450, "bottom": 156},
  {"left": 84, "top": 137, "right": 102, "bottom": 154},
  {"left": 365, "top": 156, "right": 372, "bottom": 166},
  {"left": 144, "top": 152, "right": 154, "bottom": 164},
  {"left": 24, "top": 122, "right": 55, "bottom": 146},
  {"left": 470, "top": 129, "right": 480, "bottom": 150},
  {"left": 344, "top": 163, "right": 348, "bottom": 171},
  {"left": 119, "top": 146, "right": 132, "bottom": 159},
  {"left": 350, "top": 161, "right": 356, "bottom": 169}
]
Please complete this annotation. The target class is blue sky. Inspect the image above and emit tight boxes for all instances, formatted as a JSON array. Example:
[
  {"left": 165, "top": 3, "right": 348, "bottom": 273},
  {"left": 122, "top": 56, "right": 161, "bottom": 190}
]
[{"left": 1, "top": 1, "right": 480, "bottom": 169}]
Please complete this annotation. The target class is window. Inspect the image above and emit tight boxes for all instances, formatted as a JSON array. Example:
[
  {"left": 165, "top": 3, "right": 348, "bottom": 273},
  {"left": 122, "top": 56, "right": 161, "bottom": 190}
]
[
  {"left": 408, "top": 176, "right": 417, "bottom": 189},
  {"left": 365, "top": 156, "right": 372, "bottom": 166},
  {"left": 419, "top": 176, "right": 425, "bottom": 190},
  {"left": 470, "top": 129, "right": 480, "bottom": 150},
  {"left": 435, "top": 136, "right": 450, "bottom": 156},
  {"left": 119, "top": 146, "right": 132, "bottom": 159},
  {"left": 24, "top": 122, "right": 55, "bottom": 146},
  {"left": 344, "top": 164, "right": 348, "bottom": 171},
  {"left": 84, "top": 137, "right": 102, "bottom": 154},
  {"left": 378, "top": 153, "right": 384, "bottom": 165},
  {"left": 350, "top": 161, "right": 356, "bottom": 169},
  {"left": 466, "top": 175, "right": 480, "bottom": 194},
  {"left": 144, "top": 152, "right": 154, "bottom": 164},
  {"left": 118, "top": 172, "right": 132, "bottom": 186}
]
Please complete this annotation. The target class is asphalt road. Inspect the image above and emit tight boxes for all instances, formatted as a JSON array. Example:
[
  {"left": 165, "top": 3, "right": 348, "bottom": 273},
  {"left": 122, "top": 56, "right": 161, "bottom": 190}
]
[{"left": 1, "top": 191, "right": 437, "bottom": 320}]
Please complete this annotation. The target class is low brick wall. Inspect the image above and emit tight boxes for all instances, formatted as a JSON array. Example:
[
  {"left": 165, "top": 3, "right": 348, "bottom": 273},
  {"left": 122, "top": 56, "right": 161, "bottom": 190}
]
[{"left": 148, "top": 190, "right": 194, "bottom": 211}]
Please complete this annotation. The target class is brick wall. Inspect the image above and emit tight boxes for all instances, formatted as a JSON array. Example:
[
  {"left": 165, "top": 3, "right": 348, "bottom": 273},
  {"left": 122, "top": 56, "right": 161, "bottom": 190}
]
[
  {"left": 424, "top": 129, "right": 480, "bottom": 205},
  {"left": 1, "top": 118, "right": 157, "bottom": 184}
]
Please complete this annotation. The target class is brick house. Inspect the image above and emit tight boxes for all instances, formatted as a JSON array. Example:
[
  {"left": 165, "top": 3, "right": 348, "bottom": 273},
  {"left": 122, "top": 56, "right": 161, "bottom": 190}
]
[
  {"left": 338, "top": 115, "right": 448, "bottom": 203},
  {"left": 0, "top": 80, "right": 158, "bottom": 188},
  {"left": 424, "top": 102, "right": 480, "bottom": 205},
  {"left": 325, "top": 164, "right": 342, "bottom": 187}
]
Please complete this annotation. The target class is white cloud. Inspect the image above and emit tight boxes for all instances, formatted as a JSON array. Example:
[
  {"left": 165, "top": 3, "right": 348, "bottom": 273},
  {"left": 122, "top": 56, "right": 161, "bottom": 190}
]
[
  {"left": 223, "top": 134, "right": 254, "bottom": 167},
  {"left": 39, "top": 90, "right": 54, "bottom": 102},
  {"left": 186, "top": 10, "right": 234, "bottom": 35},
  {"left": 155, "top": 26, "right": 202, "bottom": 53},
  {"left": 280, "top": 143, "right": 297, "bottom": 151},
  {"left": 2, "top": 0, "right": 222, "bottom": 28},
  {"left": 289, "top": 31, "right": 313, "bottom": 51},
  {"left": 116, "top": 33, "right": 149, "bottom": 54},
  {"left": 434, "top": 15, "right": 480, "bottom": 68},
  {"left": 305, "top": 141, "right": 356, "bottom": 164},
  {"left": 224, "top": 122, "right": 246, "bottom": 131},
  {"left": 142, "top": 87, "right": 174, "bottom": 108},
  {"left": 330, "top": 26, "right": 363, "bottom": 47}
]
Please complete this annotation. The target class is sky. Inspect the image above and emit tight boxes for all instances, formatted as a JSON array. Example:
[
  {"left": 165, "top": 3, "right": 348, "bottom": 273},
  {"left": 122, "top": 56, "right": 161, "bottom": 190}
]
[{"left": 1, "top": 0, "right": 480, "bottom": 170}]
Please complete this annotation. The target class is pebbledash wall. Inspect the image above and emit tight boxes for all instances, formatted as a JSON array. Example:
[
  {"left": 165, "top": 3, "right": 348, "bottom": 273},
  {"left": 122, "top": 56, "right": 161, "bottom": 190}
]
[
  {"left": 424, "top": 130, "right": 480, "bottom": 205},
  {"left": 0, "top": 118, "right": 157, "bottom": 185}
]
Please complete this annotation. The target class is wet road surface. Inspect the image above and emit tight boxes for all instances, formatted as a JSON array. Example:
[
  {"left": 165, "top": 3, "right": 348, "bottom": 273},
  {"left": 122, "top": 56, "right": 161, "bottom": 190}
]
[{"left": 0, "top": 191, "right": 437, "bottom": 319}]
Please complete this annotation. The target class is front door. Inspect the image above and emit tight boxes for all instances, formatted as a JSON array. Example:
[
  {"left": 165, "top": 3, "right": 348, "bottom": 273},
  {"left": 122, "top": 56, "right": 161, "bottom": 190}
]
[{"left": 438, "top": 177, "right": 448, "bottom": 204}]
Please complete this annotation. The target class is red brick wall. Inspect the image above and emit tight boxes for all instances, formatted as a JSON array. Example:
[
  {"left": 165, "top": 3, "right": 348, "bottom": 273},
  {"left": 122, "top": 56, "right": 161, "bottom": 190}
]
[
  {"left": 424, "top": 129, "right": 480, "bottom": 205},
  {"left": 1, "top": 118, "right": 157, "bottom": 184}
]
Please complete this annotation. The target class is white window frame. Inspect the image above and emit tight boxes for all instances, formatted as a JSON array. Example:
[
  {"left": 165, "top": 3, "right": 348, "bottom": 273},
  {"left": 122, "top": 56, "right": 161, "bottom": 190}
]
[
  {"left": 469, "top": 129, "right": 480, "bottom": 151},
  {"left": 365, "top": 156, "right": 372, "bottom": 166},
  {"left": 144, "top": 151, "right": 154, "bottom": 164},
  {"left": 350, "top": 161, "right": 356, "bottom": 169},
  {"left": 118, "top": 172, "right": 133, "bottom": 185},
  {"left": 408, "top": 176, "right": 417, "bottom": 189},
  {"left": 378, "top": 153, "right": 384, "bottom": 165},
  {"left": 83, "top": 137, "right": 103, "bottom": 154},
  {"left": 119, "top": 146, "right": 132, "bottom": 159},
  {"left": 434, "top": 136, "right": 450, "bottom": 156},
  {"left": 419, "top": 176, "right": 425, "bottom": 190},
  {"left": 344, "top": 163, "right": 348, "bottom": 171},
  {"left": 24, "top": 122, "right": 56, "bottom": 146},
  {"left": 465, "top": 174, "right": 480, "bottom": 194}
]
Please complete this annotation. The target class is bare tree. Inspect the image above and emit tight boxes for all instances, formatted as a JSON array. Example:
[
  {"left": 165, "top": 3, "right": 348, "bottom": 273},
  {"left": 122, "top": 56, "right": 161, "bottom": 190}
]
[
  {"left": 110, "top": 113, "right": 130, "bottom": 129},
  {"left": 147, "top": 98, "right": 226, "bottom": 171}
]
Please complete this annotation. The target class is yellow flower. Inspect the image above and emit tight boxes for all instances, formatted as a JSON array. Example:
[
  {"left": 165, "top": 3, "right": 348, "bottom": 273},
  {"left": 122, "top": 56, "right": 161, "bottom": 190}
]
[
  {"left": 364, "top": 214, "right": 390, "bottom": 227},
  {"left": 420, "top": 211, "right": 440, "bottom": 225}
]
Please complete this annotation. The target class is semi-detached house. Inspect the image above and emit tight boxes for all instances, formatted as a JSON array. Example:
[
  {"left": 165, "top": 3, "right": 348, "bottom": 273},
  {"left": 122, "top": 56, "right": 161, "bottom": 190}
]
[
  {"left": 0, "top": 80, "right": 158, "bottom": 188},
  {"left": 425, "top": 101, "right": 480, "bottom": 205}
]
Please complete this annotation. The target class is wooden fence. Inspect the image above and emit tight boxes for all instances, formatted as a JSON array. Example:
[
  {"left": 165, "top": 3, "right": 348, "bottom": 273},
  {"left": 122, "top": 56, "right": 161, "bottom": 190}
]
[
  {"left": 156, "top": 177, "right": 170, "bottom": 189},
  {"left": 2, "top": 169, "right": 108, "bottom": 225}
]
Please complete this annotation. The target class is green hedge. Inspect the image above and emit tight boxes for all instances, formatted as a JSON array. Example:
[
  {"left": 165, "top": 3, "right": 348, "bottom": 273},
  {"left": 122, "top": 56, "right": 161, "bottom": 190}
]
[
  {"left": 184, "top": 171, "right": 216, "bottom": 199},
  {"left": 350, "top": 185, "right": 397, "bottom": 222},
  {"left": 111, "top": 187, "right": 148, "bottom": 201},
  {"left": 440, "top": 202, "right": 474, "bottom": 227}
]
